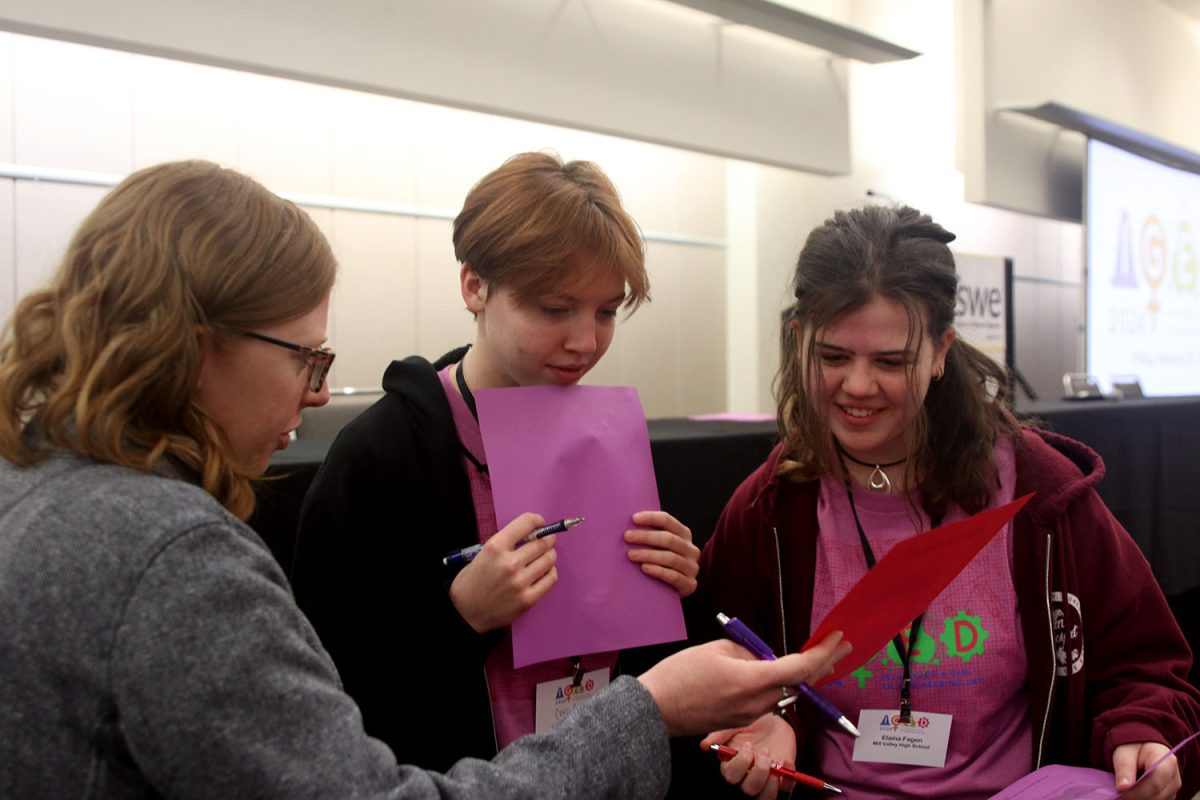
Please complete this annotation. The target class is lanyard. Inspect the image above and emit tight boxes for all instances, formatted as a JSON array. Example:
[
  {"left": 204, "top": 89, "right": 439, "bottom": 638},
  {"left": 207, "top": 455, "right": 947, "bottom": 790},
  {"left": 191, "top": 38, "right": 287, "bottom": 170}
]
[
  {"left": 839, "top": 468, "right": 932, "bottom": 724},
  {"left": 455, "top": 359, "right": 480, "bottom": 421},
  {"left": 454, "top": 360, "right": 488, "bottom": 474}
]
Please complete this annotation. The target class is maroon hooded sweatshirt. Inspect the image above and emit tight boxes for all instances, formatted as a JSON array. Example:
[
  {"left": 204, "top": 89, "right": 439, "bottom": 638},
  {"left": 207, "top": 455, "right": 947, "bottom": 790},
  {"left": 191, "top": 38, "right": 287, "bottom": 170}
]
[{"left": 696, "top": 427, "right": 1200, "bottom": 795}]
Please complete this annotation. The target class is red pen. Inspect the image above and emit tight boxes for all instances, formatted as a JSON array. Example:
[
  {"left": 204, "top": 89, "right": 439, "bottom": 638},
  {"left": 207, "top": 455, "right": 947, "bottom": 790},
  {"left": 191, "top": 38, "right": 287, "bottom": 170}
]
[{"left": 709, "top": 744, "right": 843, "bottom": 794}]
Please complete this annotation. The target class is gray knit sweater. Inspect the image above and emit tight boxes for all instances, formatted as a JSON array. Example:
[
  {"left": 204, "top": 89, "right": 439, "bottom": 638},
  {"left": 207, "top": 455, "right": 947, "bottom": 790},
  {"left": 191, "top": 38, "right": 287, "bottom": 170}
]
[{"left": 0, "top": 451, "right": 670, "bottom": 798}]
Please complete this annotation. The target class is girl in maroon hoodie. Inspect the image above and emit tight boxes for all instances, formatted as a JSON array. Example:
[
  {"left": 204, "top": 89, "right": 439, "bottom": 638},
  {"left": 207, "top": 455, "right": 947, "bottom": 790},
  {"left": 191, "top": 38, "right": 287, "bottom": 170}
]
[{"left": 696, "top": 205, "right": 1200, "bottom": 800}]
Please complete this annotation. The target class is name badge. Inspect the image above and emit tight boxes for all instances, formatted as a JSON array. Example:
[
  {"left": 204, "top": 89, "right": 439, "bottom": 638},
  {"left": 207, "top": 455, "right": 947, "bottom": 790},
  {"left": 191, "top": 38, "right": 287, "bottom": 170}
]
[
  {"left": 534, "top": 668, "right": 610, "bottom": 734},
  {"left": 852, "top": 709, "right": 952, "bottom": 768}
]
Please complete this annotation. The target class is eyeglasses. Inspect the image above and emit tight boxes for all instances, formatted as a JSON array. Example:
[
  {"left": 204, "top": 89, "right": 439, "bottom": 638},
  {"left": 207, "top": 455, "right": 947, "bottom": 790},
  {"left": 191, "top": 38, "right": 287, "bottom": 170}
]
[{"left": 242, "top": 331, "right": 336, "bottom": 392}]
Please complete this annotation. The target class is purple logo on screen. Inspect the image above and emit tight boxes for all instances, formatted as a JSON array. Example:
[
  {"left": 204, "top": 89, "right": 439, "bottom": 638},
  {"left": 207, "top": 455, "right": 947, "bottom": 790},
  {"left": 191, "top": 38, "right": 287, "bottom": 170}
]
[{"left": 1112, "top": 210, "right": 1138, "bottom": 288}]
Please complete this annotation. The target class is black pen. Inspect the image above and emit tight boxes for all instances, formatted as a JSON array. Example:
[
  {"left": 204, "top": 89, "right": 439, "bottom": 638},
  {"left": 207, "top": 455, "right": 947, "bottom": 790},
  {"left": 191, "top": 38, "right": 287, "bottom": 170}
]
[{"left": 442, "top": 517, "right": 586, "bottom": 567}]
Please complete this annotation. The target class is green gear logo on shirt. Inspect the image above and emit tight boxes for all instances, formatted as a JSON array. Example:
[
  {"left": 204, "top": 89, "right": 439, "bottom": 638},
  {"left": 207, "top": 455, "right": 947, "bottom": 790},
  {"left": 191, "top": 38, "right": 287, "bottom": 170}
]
[
  {"left": 940, "top": 611, "right": 989, "bottom": 662},
  {"left": 882, "top": 625, "right": 939, "bottom": 667}
]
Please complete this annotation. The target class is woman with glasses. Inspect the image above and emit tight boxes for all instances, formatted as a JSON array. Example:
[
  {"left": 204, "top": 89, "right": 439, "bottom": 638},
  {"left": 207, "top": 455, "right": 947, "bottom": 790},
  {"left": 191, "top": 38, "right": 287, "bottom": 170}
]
[{"left": 0, "top": 159, "right": 850, "bottom": 798}]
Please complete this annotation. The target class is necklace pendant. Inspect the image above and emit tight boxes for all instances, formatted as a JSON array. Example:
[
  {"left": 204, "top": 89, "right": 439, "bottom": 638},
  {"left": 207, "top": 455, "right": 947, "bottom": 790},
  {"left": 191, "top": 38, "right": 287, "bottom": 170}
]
[{"left": 867, "top": 465, "right": 892, "bottom": 492}]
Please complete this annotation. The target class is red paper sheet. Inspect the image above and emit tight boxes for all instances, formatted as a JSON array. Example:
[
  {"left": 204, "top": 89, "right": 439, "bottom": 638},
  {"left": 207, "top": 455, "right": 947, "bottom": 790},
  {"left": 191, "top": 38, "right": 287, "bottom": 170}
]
[{"left": 803, "top": 493, "right": 1033, "bottom": 685}]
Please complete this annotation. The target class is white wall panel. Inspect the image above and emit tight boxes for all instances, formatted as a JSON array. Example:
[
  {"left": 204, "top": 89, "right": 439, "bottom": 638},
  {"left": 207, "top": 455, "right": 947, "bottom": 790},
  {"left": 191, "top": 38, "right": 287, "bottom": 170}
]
[
  {"left": 413, "top": 105, "right": 567, "bottom": 211},
  {"left": 616, "top": 243, "right": 680, "bottom": 418},
  {"left": 603, "top": 144, "right": 727, "bottom": 240},
  {"left": 0, "top": 0, "right": 851, "bottom": 174},
  {"left": 960, "top": 0, "right": 1199, "bottom": 220},
  {"left": 235, "top": 73, "right": 335, "bottom": 195},
  {"left": 1011, "top": 280, "right": 1078, "bottom": 400},
  {"left": 131, "top": 55, "right": 239, "bottom": 168},
  {"left": 14, "top": 182, "right": 107, "bottom": 299},
  {"left": 0, "top": 37, "right": 12, "bottom": 332},
  {"left": 0, "top": 34, "right": 14, "bottom": 162},
  {"left": 676, "top": 245, "right": 727, "bottom": 415},
  {"left": 331, "top": 91, "right": 420, "bottom": 204},
  {"left": 989, "top": 0, "right": 1200, "bottom": 148},
  {"left": 0, "top": 179, "right": 14, "bottom": 330},
  {"left": 297, "top": 206, "right": 337, "bottom": 383},
  {"left": 414, "top": 218, "right": 473, "bottom": 361},
  {"left": 326, "top": 211, "right": 417, "bottom": 391},
  {"left": 0, "top": 30, "right": 732, "bottom": 411},
  {"left": 13, "top": 36, "right": 133, "bottom": 173}
]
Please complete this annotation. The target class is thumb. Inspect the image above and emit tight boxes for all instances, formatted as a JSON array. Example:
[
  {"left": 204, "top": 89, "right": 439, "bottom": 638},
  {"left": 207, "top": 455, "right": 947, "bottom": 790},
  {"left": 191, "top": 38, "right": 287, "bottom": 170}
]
[
  {"left": 768, "top": 632, "right": 850, "bottom": 685},
  {"left": 492, "top": 513, "right": 546, "bottom": 549},
  {"left": 1111, "top": 744, "right": 1138, "bottom": 790}
]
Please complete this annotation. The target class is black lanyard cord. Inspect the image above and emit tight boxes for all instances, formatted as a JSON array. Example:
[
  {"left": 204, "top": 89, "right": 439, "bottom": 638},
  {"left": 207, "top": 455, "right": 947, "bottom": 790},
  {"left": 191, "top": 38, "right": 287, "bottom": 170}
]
[
  {"left": 836, "top": 449, "right": 932, "bottom": 723},
  {"left": 455, "top": 359, "right": 480, "bottom": 421},
  {"left": 454, "top": 360, "right": 488, "bottom": 474}
]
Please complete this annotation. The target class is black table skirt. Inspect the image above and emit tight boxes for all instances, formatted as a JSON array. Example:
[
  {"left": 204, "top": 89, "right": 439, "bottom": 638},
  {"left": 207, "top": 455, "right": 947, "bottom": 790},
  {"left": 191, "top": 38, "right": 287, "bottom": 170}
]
[
  {"left": 253, "top": 401, "right": 1200, "bottom": 688},
  {"left": 258, "top": 400, "right": 1200, "bottom": 594},
  {"left": 252, "top": 418, "right": 780, "bottom": 573},
  {"left": 1014, "top": 396, "right": 1200, "bottom": 597}
]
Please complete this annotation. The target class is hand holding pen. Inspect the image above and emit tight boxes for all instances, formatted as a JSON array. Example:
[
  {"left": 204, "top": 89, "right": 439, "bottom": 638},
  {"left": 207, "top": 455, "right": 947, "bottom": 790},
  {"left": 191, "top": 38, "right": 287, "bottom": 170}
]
[
  {"left": 717, "top": 613, "right": 860, "bottom": 737},
  {"left": 447, "top": 514, "right": 578, "bottom": 634},
  {"left": 443, "top": 516, "right": 585, "bottom": 566},
  {"left": 709, "top": 743, "right": 842, "bottom": 794}
]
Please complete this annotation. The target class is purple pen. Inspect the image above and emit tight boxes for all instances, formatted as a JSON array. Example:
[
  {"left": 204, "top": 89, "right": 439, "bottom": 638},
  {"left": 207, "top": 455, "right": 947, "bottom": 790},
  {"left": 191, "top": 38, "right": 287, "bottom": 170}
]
[{"left": 717, "top": 612, "right": 860, "bottom": 737}]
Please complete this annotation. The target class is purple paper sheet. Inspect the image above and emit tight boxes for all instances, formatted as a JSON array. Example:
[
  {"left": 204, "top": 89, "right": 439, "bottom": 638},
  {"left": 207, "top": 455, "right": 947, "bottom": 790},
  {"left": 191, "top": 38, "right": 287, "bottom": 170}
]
[
  {"left": 476, "top": 385, "right": 686, "bottom": 668},
  {"left": 987, "top": 729, "right": 1200, "bottom": 799},
  {"left": 986, "top": 765, "right": 1116, "bottom": 800}
]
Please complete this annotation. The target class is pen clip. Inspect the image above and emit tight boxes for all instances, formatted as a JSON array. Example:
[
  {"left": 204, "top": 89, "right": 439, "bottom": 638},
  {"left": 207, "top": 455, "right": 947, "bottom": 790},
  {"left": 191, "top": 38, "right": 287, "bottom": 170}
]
[
  {"left": 898, "top": 676, "right": 913, "bottom": 723},
  {"left": 571, "top": 657, "right": 584, "bottom": 688}
]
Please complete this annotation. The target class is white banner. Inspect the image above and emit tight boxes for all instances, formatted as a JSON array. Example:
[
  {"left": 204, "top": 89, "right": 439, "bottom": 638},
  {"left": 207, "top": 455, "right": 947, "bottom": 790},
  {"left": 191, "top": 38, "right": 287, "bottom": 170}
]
[{"left": 953, "top": 252, "right": 1012, "bottom": 367}]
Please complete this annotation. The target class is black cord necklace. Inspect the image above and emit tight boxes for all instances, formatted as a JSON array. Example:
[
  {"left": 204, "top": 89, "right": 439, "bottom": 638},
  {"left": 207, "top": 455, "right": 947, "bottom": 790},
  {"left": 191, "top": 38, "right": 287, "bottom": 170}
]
[
  {"left": 835, "top": 440, "right": 906, "bottom": 493},
  {"left": 455, "top": 359, "right": 480, "bottom": 421},
  {"left": 454, "top": 360, "right": 488, "bottom": 474}
]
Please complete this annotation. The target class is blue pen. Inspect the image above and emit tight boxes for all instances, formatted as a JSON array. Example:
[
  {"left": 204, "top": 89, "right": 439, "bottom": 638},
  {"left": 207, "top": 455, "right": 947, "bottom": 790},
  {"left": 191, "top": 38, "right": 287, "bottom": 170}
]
[
  {"left": 442, "top": 517, "right": 586, "bottom": 567},
  {"left": 717, "top": 612, "right": 860, "bottom": 737}
]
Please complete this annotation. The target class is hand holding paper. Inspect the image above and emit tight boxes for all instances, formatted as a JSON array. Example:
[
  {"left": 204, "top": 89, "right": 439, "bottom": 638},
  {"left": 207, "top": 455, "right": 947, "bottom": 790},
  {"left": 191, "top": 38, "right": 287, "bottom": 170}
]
[
  {"left": 623, "top": 509, "right": 701, "bottom": 598},
  {"left": 1111, "top": 741, "right": 1181, "bottom": 800},
  {"left": 476, "top": 385, "right": 686, "bottom": 667},
  {"left": 802, "top": 494, "right": 1033, "bottom": 685},
  {"left": 988, "top": 731, "right": 1199, "bottom": 799}
]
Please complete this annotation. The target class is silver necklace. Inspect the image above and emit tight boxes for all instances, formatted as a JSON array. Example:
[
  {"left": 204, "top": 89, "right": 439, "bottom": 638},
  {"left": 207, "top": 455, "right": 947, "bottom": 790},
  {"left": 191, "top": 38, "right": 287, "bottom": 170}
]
[{"left": 836, "top": 445, "right": 907, "bottom": 493}]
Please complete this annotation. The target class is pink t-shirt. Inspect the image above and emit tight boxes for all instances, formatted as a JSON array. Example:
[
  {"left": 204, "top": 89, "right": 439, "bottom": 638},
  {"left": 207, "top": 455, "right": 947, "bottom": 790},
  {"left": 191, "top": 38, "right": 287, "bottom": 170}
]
[
  {"left": 810, "top": 439, "right": 1032, "bottom": 799},
  {"left": 437, "top": 365, "right": 618, "bottom": 748}
]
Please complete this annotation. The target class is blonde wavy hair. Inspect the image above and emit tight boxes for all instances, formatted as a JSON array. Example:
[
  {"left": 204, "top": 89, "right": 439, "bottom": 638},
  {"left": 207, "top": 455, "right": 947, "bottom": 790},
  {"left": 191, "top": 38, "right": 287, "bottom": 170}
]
[{"left": 0, "top": 160, "right": 336, "bottom": 519}]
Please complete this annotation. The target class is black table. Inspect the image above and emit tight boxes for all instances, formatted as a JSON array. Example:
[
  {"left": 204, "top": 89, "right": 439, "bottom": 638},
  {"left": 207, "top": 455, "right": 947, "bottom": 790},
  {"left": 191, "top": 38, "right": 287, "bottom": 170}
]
[
  {"left": 252, "top": 417, "right": 780, "bottom": 572},
  {"left": 256, "top": 401, "right": 1199, "bottom": 592},
  {"left": 1015, "top": 396, "right": 1200, "bottom": 596},
  {"left": 253, "top": 401, "right": 1200, "bottom": 687}
]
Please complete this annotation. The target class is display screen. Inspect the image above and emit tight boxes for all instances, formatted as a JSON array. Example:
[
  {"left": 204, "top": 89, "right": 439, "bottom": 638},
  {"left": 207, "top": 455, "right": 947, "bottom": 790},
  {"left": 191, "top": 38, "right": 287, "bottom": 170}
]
[{"left": 1086, "top": 139, "right": 1200, "bottom": 395}]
